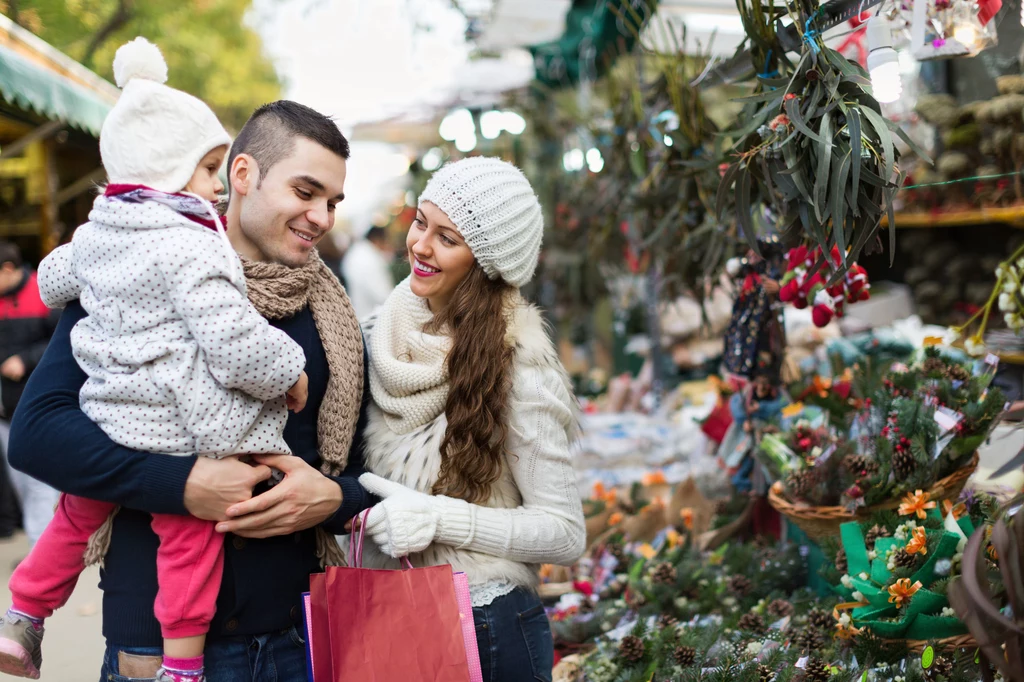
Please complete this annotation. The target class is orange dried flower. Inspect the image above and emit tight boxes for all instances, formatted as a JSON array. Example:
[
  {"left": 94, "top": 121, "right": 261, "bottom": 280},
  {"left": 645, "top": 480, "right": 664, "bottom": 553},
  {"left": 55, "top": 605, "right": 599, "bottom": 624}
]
[
  {"left": 898, "top": 490, "right": 936, "bottom": 519},
  {"left": 832, "top": 605, "right": 865, "bottom": 640},
  {"left": 608, "top": 512, "right": 624, "bottom": 526},
  {"left": 942, "top": 500, "right": 967, "bottom": 520},
  {"left": 680, "top": 507, "right": 694, "bottom": 531},
  {"left": 904, "top": 526, "right": 929, "bottom": 556},
  {"left": 642, "top": 471, "right": 667, "bottom": 486},
  {"left": 887, "top": 578, "right": 922, "bottom": 609}
]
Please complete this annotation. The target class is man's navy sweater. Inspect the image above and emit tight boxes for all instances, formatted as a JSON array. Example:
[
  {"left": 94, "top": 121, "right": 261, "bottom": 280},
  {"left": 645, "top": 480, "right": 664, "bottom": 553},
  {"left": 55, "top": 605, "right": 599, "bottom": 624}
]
[{"left": 7, "top": 301, "right": 372, "bottom": 646}]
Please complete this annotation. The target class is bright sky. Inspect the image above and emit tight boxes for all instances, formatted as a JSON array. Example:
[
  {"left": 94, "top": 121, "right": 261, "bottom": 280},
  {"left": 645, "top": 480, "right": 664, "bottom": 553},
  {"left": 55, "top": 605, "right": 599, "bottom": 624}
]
[{"left": 252, "top": 0, "right": 471, "bottom": 128}]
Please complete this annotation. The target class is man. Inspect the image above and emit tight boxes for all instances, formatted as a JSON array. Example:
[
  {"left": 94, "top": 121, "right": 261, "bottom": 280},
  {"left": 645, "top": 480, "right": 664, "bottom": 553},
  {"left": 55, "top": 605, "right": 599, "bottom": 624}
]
[
  {"left": 341, "top": 225, "right": 395, "bottom": 319},
  {"left": 0, "top": 242, "right": 60, "bottom": 546},
  {"left": 8, "top": 101, "right": 373, "bottom": 681}
]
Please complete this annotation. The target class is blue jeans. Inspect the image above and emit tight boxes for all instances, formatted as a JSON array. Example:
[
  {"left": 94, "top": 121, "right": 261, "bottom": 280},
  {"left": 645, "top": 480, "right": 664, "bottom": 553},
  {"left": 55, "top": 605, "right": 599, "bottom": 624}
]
[
  {"left": 473, "top": 588, "right": 553, "bottom": 682},
  {"left": 99, "top": 627, "right": 308, "bottom": 682}
]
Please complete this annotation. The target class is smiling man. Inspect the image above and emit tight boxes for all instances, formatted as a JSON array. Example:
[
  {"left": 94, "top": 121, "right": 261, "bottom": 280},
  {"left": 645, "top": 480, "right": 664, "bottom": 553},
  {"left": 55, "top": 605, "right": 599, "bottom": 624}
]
[{"left": 7, "top": 101, "right": 372, "bottom": 682}]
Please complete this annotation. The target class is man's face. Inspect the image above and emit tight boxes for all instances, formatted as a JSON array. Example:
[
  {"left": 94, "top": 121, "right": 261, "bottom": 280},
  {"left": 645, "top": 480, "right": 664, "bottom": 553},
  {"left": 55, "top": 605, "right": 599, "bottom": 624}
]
[
  {"left": 232, "top": 138, "right": 347, "bottom": 267},
  {"left": 0, "top": 263, "right": 21, "bottom": 292}
]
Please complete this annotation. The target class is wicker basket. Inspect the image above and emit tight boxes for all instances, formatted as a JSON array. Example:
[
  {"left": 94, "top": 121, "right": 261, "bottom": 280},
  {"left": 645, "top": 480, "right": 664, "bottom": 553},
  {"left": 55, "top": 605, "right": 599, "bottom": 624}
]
[
  {"left": 904, "top": 633, "right": 978, "bottom": 654},
  {"left": 768, "top": 453, "right": 979, "bottom": 541}
]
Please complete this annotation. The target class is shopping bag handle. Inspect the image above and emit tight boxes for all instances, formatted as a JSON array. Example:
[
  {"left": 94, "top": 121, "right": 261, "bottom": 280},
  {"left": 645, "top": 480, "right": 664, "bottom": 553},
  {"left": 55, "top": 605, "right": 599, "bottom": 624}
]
[{"left": 353, "top": 507, "right": 414, "bottom": 569}]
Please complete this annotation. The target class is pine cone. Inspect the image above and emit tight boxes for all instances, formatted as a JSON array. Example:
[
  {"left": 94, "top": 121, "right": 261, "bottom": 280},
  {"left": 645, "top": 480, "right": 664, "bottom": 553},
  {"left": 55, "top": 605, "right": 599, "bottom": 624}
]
[
  {"left": 893, "top": 548, "right": 917, "bottom": 570},
  {"left": 806, "top": 608, "right": 833, "bottom": 631},
  {"left": 835, "top": 547, "right": 848, "bottom": 574},
  {"left": 651, "top": 562, "right": 677, "bottom": 585},
  {"left": 925, "top": 655, "right": 954, "bottom": 680},
  {"left": 801, "top": 657, "right": 832, "bottom": 682},
  {"left": 658, "top": 613, "right": 679, "bottom": 630},
  {"left": 618, "top": 634, "right": 645, "bottom": 664},
  {"left": 767, "top": 599, "right": 794, "bottom": 619},
  {"left": 673, "top": 645, "right": 696, "bottom": 667},
  {"left": 738, "top": 612, "right": 766, "bottom": 632},
  {"left": 625, "top": 589, "right": 647, "bottom": 611},
  {"left": 842, "top": 454, "right": 879, "bottom": 479},
  {"left": 945, "top": 364, "right": 971, "bottom": 383},
  {"left": 793, "top": 627, "right": 828, "bottom": 653},
  {"left": 608, "top": 544, "right": 628, "bottom": 572},
  {"left": 727, "top": 574, "right": 752, "bottom": 597},
  {"left": 758, "top": 664, "right": 777, "bottom": 682},
  {"left": 892, "top": 447, "right": 916, "bottom": 480},
  {"left": 785, "top": 469, "right": 817, "bottom": 500},
  {"left": 864, "top": 524, "right": 891, "bottom": 551},
  {"left": 922, "top": 357, "right": 946, "bottom": 375}
]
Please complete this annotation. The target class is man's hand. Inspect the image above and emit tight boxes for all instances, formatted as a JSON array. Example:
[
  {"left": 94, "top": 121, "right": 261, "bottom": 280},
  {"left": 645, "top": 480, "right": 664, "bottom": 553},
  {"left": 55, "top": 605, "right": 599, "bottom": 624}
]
[
  {"left": 184, "top": 457, "right": 273, "bottom": 522},
  {"left": 762, "top": 278, "right": 780, "bottom": 295},
  {"left": 215, "top": 454, "right": 342, "bottom": 538},
  {"left": 1, "top": 355, "right": 26, "bottom": 382},
  {"left": 286, "top": 372, "right": 308, "bottom": 413}
]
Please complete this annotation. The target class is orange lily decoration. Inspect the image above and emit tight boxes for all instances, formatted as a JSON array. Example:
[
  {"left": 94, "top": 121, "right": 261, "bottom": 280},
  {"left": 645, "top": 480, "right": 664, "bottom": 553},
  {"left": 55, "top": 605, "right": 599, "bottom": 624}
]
[
  {"left": 887, "top": 578, "right": 922, "bottom": 608},
  {"left": 591, "top": 482, "right": 618, "bottom": 504},
  {"left": 812, "top": 376, "right": 832, "bottom": 398},
  {"left": 898, "top": 490, "right": 936, "bottom": 520},
  {"left": 680, "top": 508, "right": 694, "bottom": 531},
  {"left": 942, "top": 500, "right": 967, "bottom": 520},
  {"left": 832, "top": 603, "right": 866, "bottom": 640},
  {"left": 608, "top": 512, "right": 624, "bottom": 526},
  {"left": 904, "top": 526, "right": 928, "bottom": 556},
  {"left": 642, "top": 471, "right": 667, "bottom": 486}
]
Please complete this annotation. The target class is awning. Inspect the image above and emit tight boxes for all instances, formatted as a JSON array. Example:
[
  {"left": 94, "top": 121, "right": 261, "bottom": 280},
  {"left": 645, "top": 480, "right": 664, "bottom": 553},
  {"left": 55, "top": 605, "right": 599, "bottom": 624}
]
[{"left": 0, "top": 42, "right": 114, "bottom": 137}]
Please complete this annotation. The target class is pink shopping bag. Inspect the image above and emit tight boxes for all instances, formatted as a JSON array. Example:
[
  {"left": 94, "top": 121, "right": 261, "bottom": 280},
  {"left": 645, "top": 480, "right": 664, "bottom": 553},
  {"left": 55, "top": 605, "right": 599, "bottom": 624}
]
[{"left": 451, "top": 572, "right": 484, "bottom": 682}]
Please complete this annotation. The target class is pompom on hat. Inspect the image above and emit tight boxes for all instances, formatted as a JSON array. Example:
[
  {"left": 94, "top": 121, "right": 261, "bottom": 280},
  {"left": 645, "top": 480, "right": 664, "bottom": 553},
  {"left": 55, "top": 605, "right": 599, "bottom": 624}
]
[
  {"left": 418, "top": 157, "right": 544, "bottom": 289},
  {"left": 100, "top": 37, "right": 231, "bottom": 193}
]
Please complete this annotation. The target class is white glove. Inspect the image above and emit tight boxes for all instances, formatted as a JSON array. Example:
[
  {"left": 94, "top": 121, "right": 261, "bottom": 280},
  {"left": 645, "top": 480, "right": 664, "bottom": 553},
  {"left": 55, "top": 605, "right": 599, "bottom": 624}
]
[{"left": 359, "top": 473, "right": 441, "bottom": 558}]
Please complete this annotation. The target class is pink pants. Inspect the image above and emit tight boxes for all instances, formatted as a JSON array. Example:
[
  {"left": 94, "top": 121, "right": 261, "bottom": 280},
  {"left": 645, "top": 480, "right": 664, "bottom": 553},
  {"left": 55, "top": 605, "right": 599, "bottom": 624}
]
[{"left": 8, "top": 494, "right": 224, "bottom": 639}]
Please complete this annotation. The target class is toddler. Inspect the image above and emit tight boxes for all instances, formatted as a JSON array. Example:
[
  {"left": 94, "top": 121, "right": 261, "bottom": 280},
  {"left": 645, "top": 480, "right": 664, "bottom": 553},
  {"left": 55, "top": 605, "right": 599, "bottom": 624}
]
[{"left": 0, "top": 38, "right": 308, "bottom": 682}]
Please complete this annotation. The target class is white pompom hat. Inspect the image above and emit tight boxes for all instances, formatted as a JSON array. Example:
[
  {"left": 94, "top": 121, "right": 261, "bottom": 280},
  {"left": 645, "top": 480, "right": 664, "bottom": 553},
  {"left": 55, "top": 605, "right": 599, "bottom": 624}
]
[
  {"left": 418, "top": 157, "right": 544, "bottom": 289},
  {"left": 99, "top": 37, "right": 231, "bottom": 193}
]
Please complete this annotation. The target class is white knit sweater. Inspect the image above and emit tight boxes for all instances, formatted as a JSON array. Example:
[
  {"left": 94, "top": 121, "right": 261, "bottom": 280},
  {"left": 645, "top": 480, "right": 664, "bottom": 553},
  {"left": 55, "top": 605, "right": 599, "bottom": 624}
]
[{"left": 357, "top": 282, "right": 586, "bottom": 606}]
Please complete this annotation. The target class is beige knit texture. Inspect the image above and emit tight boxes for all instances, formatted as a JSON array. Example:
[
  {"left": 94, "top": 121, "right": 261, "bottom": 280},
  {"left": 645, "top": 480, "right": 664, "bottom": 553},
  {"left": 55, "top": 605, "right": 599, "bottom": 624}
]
[{"left": 368, "top": 278, "right": 450, "bottom": 434}]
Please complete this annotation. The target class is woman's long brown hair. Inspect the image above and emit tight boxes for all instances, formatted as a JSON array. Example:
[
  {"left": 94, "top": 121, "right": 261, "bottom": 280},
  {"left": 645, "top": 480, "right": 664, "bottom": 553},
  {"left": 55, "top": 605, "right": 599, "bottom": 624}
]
[{"left": 424, "top": 265, "right": 517, "bottom": 503}]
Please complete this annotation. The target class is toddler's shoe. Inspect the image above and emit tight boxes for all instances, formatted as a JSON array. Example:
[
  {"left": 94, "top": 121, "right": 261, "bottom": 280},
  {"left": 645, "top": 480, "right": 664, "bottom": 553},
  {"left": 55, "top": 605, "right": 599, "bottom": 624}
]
[{"left": 0, "top": 611, "right": 42, "bottom": 679}]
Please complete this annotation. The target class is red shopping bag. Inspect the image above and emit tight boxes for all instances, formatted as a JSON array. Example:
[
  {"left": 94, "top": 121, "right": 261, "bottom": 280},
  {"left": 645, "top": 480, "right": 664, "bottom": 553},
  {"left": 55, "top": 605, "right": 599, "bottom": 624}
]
[{"left": 310, "top": 510, "right": 472, "bottom": 682}]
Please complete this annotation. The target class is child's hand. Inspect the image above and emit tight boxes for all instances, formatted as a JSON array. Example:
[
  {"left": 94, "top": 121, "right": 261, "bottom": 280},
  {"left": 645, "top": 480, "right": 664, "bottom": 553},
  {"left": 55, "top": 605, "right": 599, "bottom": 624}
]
[{"left": 287, "top": 372, "right": 308, "bottom": 413}]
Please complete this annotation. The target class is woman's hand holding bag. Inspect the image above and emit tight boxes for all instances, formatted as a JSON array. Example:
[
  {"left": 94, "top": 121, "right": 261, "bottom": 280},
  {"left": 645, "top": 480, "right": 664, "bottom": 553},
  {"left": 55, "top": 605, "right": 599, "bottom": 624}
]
[{"left": 359, "top": 472, "right": 442, "bottom": 557}]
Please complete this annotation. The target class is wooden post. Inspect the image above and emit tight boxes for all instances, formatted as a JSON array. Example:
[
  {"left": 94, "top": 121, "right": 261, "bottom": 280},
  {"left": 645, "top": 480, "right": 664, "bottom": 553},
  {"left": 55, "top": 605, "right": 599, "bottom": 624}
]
[{"left": 40, "top": 139, "right": 60, "bottom": 256}]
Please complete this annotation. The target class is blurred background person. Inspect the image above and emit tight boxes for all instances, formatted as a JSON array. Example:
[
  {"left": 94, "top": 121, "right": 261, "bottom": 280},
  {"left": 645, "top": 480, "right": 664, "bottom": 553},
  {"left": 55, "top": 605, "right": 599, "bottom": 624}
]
[
  {"left": 342, "top": 226, "right": 396, "bottom": 319},
  {"left": 0, "top": 241, "right": 60, "bottom": 550}
]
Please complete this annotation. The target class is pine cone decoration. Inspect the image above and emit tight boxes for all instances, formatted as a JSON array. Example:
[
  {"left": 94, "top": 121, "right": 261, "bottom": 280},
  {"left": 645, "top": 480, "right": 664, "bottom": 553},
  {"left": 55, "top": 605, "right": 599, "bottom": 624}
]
[
  {"left": 727, "top": 574, "right": 752, "bottom": 597},
  {"left": 835, "top": 547, "right": 848, "bottom": 574},
  {"left": 793, "top": 627, "right": 828, "bottom": 652},
  {"left": 651, "top": 562, "right": 677, "bottom": 585},
  {"left": 767, "top": 599, "right": 794, "bottom": 619},
  {"left": 658, "top": 613, "right": 679, "bottom": 630},
  {"left": 801, "top": 657, "right": 832, "bottom": 682},
  {"left": 892, "top": 447, "right": 916, "bottom": 480},
  {"left": 864, "top": 524, "right": 891, "bottom": 551},
  {"left": 842, "top": 454, "right": 879, "bottom": 479},
  {"left": 785, "top": 469, "right": 817, "bottom": 500},
  {"left": 738, "top": 612, "right": 766, "bottom": 632},
  {"left": 608, "top": 544, "right": 628, "bottom": 572},
  {"left": 758, "top": 664, "right": 777, "bottom": 682},
  {"left": 893, "top": 548, "right": 917, "bottom": 570},
  {"left": 625, "top": 589, "right": 647, "bottom": 611},
  {"left": 618, "top": 635, "right": 645, "bottom": 664},
  {"left": 945, "top": 364, "right": 971, "bottom": 383},
  {"left": 806, "top": 608, "right": 833, "bottom": 631},
  {"left": 673, "top": 645, "right": 696, "bottom": 667},
  {"left": 925, "top": 656, "right": 954, "bottom": 680},
  {"left": 922, "top": 357, "right": 946, "bottom": 375}
]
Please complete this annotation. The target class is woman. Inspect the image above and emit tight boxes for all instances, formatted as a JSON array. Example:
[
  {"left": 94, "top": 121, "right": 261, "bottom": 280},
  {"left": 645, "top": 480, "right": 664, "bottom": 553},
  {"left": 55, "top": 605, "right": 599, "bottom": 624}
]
[{"left": 355, "top": 157, "right": 586, "bottom": 682}]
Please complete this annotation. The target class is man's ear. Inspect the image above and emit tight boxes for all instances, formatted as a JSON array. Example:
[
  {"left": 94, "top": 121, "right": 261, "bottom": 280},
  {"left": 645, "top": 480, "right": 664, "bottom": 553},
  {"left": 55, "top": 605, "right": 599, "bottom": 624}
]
[
  {"left": 230, "top": 154, "right": 257, "bottom": 196},
  {"left": 0, "top": 262, "right": 15, "bottom": 274}
]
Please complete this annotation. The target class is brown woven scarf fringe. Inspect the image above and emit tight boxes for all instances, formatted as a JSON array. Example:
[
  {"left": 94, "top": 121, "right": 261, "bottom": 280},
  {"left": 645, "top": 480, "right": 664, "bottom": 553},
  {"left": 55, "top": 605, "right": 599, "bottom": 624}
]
[{"left": 84, "top": 251, "right": 364, "bottom": 569}]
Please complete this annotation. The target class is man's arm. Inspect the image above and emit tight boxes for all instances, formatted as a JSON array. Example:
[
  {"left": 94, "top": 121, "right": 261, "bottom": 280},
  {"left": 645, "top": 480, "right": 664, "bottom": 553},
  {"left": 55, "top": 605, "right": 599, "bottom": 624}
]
[{"left": 7, "top": 302, "right": 196, "bottom": 514}]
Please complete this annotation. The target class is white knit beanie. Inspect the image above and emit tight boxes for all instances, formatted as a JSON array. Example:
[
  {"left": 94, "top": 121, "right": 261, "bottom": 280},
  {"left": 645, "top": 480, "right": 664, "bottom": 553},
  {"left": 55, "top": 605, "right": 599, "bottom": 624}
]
[
  {"left": 100, "top": 38, "right": 231, "bottom": 193},
  {"left": 418, "top": 157, "right": 543, "bottom": 289}
]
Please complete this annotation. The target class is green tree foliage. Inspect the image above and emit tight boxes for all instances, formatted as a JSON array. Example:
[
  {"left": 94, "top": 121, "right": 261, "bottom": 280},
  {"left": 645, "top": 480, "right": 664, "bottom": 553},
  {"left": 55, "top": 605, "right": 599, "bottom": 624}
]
[{"left": 2, "top": 0, "right": 280, "bottom": 130}]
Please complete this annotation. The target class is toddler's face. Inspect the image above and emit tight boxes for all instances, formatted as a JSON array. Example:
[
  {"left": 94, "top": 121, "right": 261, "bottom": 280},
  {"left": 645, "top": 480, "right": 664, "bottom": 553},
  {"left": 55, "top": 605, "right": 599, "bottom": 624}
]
[{"left": 185, "top": 146, "right": 227, "bottom": 202}]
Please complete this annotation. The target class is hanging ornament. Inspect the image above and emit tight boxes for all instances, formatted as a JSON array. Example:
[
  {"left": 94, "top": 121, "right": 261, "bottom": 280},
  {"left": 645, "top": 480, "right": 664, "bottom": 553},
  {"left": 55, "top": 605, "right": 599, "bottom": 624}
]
[
  {"left": 911, "top": 0, "right": 999, "bottom": 61},
  {"left": 778, "top": 246, "right": 871, "bottom": 328}
]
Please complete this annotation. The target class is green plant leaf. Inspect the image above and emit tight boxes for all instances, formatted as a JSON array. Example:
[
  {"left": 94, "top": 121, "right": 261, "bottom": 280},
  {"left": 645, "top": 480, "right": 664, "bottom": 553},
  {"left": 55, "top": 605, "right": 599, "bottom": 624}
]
[
  {"left": 861, "top": 107, "right": 895, "bottom": 183},
  {"left": 782, "top": 142, "right": 812, "bottom": 201},
  {"left": 736, "top": 170, "right": 758, "bottom": 254},
  {"left": 716, "top": 162, "right": 740, "bottom": 220},
  {"left": 814, "top": 112, "right": 833, "bottom": 222},
  {"left": 734, "top": 89, "right": 787, "bottom": 104},
  {"left": 831, "top": 151, "right": 852, "bottom": 266},
  {"left": 886, "top": 119, "right": 933, "bottom": 164},
  {"left": 784, "top": 97, "right": 824, "bottom": 144},
  {"left": 849, "top": 108, "right": 863, "bottom": 215},
  {"left": 886, "top": 189, "right": 897, "bottom": 265}
]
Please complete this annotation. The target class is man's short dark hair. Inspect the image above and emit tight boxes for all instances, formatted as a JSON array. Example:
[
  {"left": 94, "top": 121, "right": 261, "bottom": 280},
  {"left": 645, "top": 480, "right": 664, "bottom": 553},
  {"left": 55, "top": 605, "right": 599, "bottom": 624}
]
[
  {"left": 228, "top": 101, "right": 350, "bottom": 186},
  {"left": 0, "top": 241, "right": 22, "bottom": 268}
]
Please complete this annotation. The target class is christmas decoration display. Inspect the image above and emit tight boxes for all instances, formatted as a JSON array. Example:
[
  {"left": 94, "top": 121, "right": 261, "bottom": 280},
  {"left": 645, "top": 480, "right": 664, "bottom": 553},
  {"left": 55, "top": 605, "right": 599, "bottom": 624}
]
[{"left": 777, "top": 245, "right": 871, "bottom": 328}]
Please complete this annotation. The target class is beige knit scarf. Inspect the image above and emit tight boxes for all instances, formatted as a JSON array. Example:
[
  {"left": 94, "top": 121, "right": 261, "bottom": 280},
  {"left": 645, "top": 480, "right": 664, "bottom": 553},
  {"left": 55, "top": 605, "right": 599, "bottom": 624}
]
[{"left": 84, "top": 251, "right": 364, "bottom": 569}]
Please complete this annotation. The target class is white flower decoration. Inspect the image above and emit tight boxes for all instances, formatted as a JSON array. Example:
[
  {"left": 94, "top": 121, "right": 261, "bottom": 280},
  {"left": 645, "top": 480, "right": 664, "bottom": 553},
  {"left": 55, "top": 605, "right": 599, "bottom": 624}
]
[
  {"left": 745, "top": 641, "right": 764, "bottom": 656},
  {"left": 941, "top": 607, "right": 956, "bottom": 618},
  {"left": 859, "top": 572, "right": 869, "bottom": 581},
  {"left": 965, "top": 337, "right": 986, "bottom": 357},
  {"left": 853, "top": 590, "right": 865, "bottom": 602},
  {"left": 841, "top": 575, "right": 854, "bottom": 588},
  {"left": 1000, "top": 293, "right": 1017, "bottom": 312},
  {"left": 942, "top": 327, "right": 960, "bottom": 345},
  {"left": 868, "top": 550, "right": 878, "bottom": 560}
]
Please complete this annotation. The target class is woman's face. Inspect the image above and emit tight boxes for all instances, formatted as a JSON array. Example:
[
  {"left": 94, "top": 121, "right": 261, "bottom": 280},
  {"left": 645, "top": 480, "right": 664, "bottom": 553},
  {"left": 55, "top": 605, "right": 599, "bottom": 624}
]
[{"left": 407, "top": 201, "right": 476, "bottom": 312}]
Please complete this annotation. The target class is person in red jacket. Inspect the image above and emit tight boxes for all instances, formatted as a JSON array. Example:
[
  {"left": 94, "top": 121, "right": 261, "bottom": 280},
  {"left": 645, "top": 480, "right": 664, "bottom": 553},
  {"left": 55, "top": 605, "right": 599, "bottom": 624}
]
[{"left": 0, "top": 241, "right": 60, "bottom": 547}]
